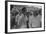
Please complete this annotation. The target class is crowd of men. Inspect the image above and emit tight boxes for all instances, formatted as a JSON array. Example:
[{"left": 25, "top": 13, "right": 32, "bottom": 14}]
[{"left": 10, "top": 5, "right": 42, "bottom": 29}]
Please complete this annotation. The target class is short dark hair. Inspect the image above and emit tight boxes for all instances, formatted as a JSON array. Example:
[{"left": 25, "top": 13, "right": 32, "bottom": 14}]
[{"left": 22, "top": 7, "right": 27, "bottom": 13}]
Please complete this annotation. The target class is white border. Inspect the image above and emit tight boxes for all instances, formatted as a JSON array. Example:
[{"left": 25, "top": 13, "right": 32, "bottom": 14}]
[{"left": 7, "top": 2, "right": 44, "bottom": 32}]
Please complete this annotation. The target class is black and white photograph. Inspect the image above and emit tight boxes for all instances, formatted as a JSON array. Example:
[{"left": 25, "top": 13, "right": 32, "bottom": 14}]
[
  {"left": 10, "top": 5, "right": 42, "bottom": 29},
  {"left": 6, "top": 1, "right": 45, "bottom": 33}
]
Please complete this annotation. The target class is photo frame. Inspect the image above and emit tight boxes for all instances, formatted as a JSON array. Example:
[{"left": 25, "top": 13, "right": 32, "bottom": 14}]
[{"left": 5, "top": 1, "right": 45, "bottom": 33}]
